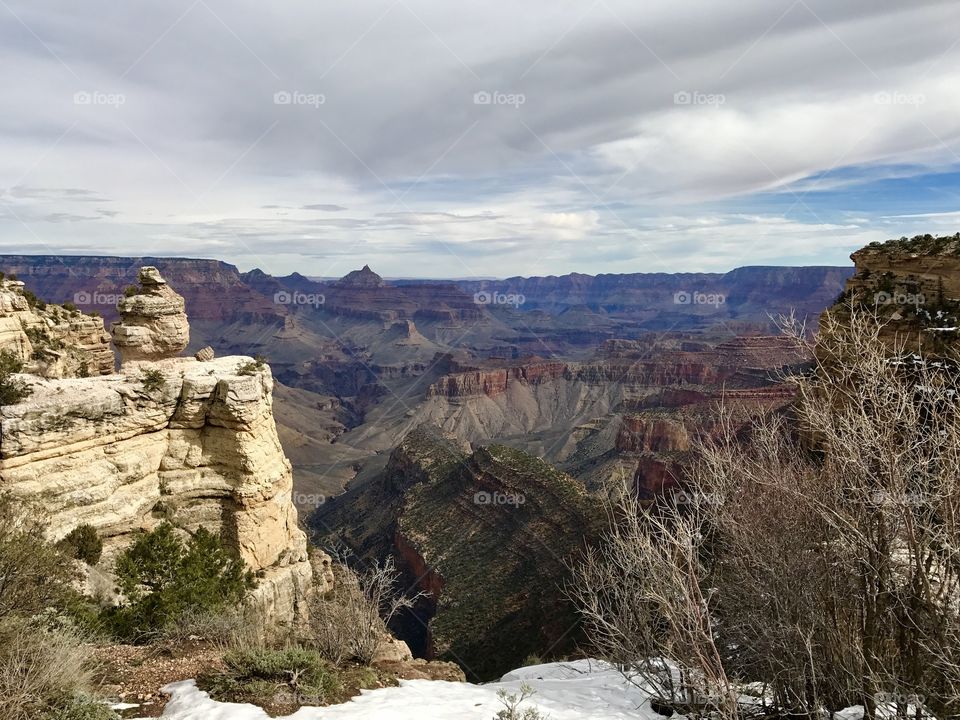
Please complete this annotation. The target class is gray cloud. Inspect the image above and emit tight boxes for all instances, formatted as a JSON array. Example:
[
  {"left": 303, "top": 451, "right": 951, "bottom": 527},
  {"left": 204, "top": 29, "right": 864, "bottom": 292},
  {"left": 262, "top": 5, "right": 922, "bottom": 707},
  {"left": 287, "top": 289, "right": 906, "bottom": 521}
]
[{"left": 0, "top": 0, "right": 957, "bottom": 276}]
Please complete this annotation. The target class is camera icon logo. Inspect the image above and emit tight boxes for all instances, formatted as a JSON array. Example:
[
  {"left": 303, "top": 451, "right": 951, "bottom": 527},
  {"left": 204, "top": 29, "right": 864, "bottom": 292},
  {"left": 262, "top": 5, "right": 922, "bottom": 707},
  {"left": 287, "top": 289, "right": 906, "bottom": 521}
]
[
  {"left": 473, "top": 91, "right": 492, "bottom": 105},
  {"left": 273, "top": 290, "right": 292, "bottom": 304},
  {"left": 273, "top": 91, "right": 292, "bottom": 105},
  {"left": 673, "top": 291, "right": 692, "bottom": 305}
]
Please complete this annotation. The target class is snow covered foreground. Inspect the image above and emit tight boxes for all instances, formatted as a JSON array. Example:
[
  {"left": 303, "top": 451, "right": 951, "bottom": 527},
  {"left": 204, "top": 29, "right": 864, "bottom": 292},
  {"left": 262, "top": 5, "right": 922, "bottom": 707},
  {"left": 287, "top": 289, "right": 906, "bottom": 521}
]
[
  {"left": 156, "top": 660, "right": 667, "bottom": 720},
  {"left": 152, "top": 659, "right": 877, "bottom": 720}
]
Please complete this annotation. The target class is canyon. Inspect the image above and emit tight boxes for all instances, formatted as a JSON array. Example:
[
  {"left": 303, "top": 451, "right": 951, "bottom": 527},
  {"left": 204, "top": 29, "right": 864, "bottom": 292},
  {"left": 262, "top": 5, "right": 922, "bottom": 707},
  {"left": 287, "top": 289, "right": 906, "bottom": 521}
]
[{"left": 0, "top": 253, "right": 852, "bottom": 683}]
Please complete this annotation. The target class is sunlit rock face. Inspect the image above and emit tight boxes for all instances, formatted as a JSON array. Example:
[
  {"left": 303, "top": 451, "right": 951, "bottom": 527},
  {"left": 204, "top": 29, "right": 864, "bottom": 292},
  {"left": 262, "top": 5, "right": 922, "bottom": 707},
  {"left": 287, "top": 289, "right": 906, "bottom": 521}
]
[
  {"left": 111, "top": 266, "right": 190, "bottom": 365},
  {"left": 0, "top": 277, "right": 113, "bottom": 378}
]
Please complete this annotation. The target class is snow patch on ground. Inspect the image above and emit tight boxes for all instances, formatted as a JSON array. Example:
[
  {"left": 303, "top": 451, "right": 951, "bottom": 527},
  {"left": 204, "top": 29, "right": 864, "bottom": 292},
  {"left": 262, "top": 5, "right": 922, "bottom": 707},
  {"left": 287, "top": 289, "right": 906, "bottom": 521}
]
[{"left": 155, "top": 660, "right": 664, "bottom": 720}]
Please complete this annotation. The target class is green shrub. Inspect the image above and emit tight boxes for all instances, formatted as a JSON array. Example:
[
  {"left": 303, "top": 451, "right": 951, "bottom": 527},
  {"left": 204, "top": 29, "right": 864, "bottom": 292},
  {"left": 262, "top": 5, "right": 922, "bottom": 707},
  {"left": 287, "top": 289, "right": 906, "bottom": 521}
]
[
  {"left": 238, "top": 355, "right": 267, "bottom": 376},
  {"left": 58, "top": 525, "right": 103, "bottom": 566},
  {"left": 123, "top": 285, "right": 138, "bottom": 297},
  {"left": 140, "top": 368, "right": 165, "bottom": 393},
  {"left": 0, "top": 349, "right": 32, "bottom": 406},
  {"left": 495, "top": 684, "right": 549, "bottom": 720},
  {"left": 106, "top": 523, "right": 255, "bottom": 642},
  {"left": 40, "top": 694, "right": 119, "bottom": 720}
]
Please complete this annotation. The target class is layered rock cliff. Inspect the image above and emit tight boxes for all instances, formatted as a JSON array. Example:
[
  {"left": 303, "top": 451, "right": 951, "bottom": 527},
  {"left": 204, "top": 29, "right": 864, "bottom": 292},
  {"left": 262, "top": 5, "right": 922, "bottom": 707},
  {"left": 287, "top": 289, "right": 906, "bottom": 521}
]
[
  {"left": 0, "top": 276, "right": 114, "bottom": 377},
  {"left": 0, "top": 271, "right": 315, "bottom": 623},
  {"left": 834, "top": 234, "right": 960, "bottom": 352},
  {"left": 314, "top": 425, "right": 600, "bottom": 680}
]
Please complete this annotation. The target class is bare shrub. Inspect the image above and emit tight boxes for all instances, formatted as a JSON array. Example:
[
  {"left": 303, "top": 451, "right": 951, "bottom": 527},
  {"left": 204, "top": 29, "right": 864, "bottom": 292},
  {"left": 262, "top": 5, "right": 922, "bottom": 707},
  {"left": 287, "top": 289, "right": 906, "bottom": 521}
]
[
  {"left": 572, "top": 308, "right": 960, "bottom": 719},
  {"left": 306, "top": 557, "right": 420, "bottom": 665},
  {"left": 570, "top": 480, "right": 738, "bottom": 717},
  {"left": 0, "top": 616, "right": 110, "bottom": 720}
]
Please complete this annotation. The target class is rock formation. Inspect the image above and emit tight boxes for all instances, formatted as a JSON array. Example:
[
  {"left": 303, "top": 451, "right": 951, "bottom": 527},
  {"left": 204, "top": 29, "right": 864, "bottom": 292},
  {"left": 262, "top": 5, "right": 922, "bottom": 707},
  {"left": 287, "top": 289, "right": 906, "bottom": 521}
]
[
  {"left": 111, "top": 266, "right": 190, "bottom": 365},
  {"left": 0, "top": 268, "right": 316, "bottom": 623},
  {"left": 833, "top": 234, "right": 960, "bottom": 352},
  {"left": 0, "top": 276, "right": 113, "bottom": 377}
]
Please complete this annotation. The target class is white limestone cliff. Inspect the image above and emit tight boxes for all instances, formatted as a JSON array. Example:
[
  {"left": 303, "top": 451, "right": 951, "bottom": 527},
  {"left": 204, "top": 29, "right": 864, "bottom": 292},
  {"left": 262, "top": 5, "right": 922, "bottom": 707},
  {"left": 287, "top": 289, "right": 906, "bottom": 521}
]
[{"left": 0, "top": 268, "right": 319, "bottom": 623}]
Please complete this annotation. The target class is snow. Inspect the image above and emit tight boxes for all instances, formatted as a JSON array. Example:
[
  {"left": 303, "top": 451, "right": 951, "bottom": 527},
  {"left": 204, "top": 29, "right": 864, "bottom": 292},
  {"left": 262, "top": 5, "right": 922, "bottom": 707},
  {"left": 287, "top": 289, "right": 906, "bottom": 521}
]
[
  {"left": 156, "top": 660, "right": 665, "bottom": 720},
  {"left": 150, "top": 659, "right": 896, "bottom": 720}
]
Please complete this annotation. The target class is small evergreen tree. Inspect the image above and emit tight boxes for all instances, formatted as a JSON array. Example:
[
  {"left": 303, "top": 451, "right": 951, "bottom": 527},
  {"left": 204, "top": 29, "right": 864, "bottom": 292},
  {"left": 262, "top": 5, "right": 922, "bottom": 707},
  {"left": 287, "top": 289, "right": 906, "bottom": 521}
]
[
  {"left": 108, "top": 523, "right": 255, "bottom": 641},
  {"left": 0, "top": 350, "right": 32, "bottom": 406},
  {"left": 58, "top": 525, "right": 103, "bottom": 566}
]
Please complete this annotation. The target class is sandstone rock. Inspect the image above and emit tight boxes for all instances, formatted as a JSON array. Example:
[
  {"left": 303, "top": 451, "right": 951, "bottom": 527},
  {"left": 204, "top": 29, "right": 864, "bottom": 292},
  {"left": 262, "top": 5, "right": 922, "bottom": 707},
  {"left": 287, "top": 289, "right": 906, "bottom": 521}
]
[
  {"left": 111, "top": 267, "right": 189, "bottom": 365},
  {"left": 0, "top": 278, "right": 113, "bottom": 378},
  {"left": 372, "top": 635, "right": 414, "bottom": 664},
  {"left": 0, "top": 355, "right": 312, "bottom": 624},
  {"left": 194, "top": 346, "right": 215, "bottom": 362}
]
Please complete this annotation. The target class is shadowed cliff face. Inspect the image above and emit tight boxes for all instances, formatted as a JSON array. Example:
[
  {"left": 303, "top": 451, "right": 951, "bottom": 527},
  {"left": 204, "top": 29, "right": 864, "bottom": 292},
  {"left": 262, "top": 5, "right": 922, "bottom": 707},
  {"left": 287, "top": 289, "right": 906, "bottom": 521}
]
[
  {"left": 830, "top": 234, "right": 960, "bottom": 354},
  {"left": 314, "top": 425, "right": 601, "bottom": 681}
]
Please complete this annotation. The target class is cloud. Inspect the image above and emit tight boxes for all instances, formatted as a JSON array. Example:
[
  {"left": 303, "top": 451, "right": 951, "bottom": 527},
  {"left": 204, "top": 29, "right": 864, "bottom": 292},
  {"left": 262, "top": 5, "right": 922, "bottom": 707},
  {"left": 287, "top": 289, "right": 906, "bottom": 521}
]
[{"left": 0, "top": 0, "right": 958, "bottom": 275}]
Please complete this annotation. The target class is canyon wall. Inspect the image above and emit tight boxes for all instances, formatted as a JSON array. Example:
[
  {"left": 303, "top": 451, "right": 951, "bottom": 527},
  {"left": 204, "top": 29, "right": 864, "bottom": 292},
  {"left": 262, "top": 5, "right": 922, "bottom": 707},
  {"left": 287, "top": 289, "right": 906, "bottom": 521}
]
[{"left": 0, "top": 271, "right": 315, "bottom": 622}]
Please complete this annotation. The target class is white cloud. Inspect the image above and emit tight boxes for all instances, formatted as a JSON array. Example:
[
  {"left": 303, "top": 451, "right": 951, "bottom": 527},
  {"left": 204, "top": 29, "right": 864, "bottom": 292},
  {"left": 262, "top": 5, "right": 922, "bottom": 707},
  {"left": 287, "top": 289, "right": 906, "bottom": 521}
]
[{"left": 0, "top": 0, "right": 958, "bottom": 275}]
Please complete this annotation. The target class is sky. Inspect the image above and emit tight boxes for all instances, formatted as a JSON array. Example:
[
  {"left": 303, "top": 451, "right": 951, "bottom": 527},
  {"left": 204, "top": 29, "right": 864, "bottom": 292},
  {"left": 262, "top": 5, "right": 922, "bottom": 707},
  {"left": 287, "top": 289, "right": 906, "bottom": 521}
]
[{"left": 1, "top": 0, "right": 959, "bottom": 279}]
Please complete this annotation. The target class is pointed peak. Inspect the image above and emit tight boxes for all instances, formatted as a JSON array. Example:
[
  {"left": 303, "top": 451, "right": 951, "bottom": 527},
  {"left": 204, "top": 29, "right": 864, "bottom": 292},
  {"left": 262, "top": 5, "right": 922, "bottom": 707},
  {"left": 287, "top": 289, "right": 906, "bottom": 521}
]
[{"left": 337, "top": 265, "right": 384, "bottom": 288}]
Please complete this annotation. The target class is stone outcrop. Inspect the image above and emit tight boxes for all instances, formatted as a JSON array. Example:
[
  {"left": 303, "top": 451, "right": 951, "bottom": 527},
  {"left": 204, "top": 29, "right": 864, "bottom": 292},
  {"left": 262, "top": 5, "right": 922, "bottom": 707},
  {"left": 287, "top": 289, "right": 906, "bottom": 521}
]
[
  {"left": 0, "top": 277, "right": 113, "bottom": 377},
  {"left": 111, "top": 267, "right": 190, "bottom": 365},
  {"left": 0, "top": 354, "right": 313, "bottom": 620},
  {"left": 833, "top": 234, "right": 960, "bottom": 352},
  {"left": 315, "top": 425, "right": 600, "bottom": 680},
  {"left": 0, "top": 268, "right": 316, "bottom": 624}
]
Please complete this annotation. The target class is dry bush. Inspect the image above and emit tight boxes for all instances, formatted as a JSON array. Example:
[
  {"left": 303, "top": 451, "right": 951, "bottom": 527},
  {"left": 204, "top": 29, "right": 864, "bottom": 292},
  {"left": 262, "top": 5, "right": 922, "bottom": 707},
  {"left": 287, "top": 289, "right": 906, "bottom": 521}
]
[
  {"left": 570, "top": 480, "right": 738, "bottom": 717},
  {"left": 0, "top": 495, "right": 77, "bottom": 621},
  {"left": 161, "top": 604, "right": 278, "bottom": 653},
  {"left": 0, "top": 616, "right": 109, "bottom": 720},
  {"left": 573, "top": 308, "right": 960, "bottom": 719},
  {"left": 306, "top": 557, "right": 420, "bottom": 665}
]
